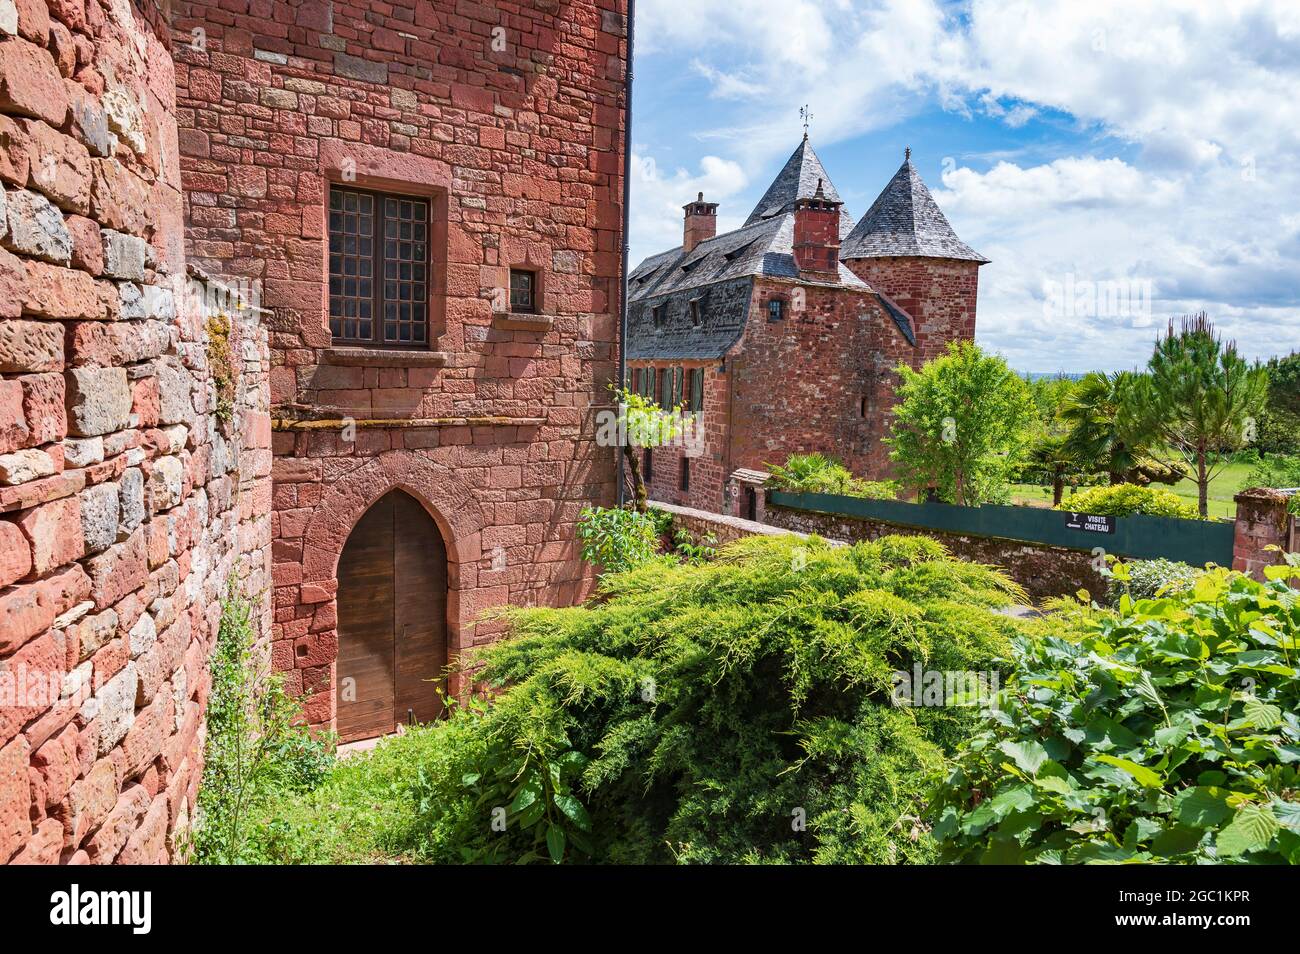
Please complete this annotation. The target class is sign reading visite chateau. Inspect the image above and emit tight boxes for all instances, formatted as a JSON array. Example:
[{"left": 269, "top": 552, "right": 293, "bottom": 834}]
[{"left": 1064, "top": 512, "right": 1116, "bottom": 534}]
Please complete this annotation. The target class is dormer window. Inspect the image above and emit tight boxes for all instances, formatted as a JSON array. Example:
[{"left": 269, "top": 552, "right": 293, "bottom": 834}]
[
  {"left": 724, "top": 240, "right": 754, "bottom": 262},
  {"left": 768, "top": 299, "right": 785, "bottom": 322},
  {"left": 509, "top": 268, "right": 537, "bottom": 313}
]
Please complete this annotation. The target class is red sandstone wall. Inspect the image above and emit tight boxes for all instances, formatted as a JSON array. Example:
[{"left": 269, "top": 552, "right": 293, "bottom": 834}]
[
  {"left": 727, "top": 278, "right": 915, "bottom": 482},
  {"left": 844, "top": 256, "right": 979, "bottom": 365},
  {"left": 170, "top": 1, "right": 626, "bottom": 729},
  {"left": 0, "top": 0, "right": 271, "bottom": 865},
  {"left": 1232, "top": 488, "right": 1296, "bottom": 578}
]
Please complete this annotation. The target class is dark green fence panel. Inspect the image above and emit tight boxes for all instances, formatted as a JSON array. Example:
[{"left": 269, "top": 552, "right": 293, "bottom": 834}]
[{"left": 767, "top": 491, "right": 1235, "bottom": 567}]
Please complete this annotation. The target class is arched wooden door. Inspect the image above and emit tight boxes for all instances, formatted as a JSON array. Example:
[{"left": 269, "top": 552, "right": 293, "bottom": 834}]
[{"left": 336, "top": 490, "right": 448, "bottom": 742}]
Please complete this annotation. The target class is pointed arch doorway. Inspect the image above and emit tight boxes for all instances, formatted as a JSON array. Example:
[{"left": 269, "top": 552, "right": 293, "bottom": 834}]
[{"left": 336, "top": 490, "right": 448, "bottom": 742}]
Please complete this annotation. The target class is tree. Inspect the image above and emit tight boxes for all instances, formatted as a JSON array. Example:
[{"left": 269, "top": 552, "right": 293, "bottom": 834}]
[
  {"left": 605, "top": 385, "right": 684, "bottom": 514},
  {"left": 885, "top": 341, "right": 1033, "bottom": 506},
  {"left": 1256, "top": 352, "right": 1300, "bottom": 454},
  {"left": 1058, "top": 371, "right": 1149, "bottom": 483},
  {"left": 1024, "top": 432, "right": 1073, "bottom": 506},
  {"left": 1138, "top": 313, "right": 1269, "bottom": 518}
]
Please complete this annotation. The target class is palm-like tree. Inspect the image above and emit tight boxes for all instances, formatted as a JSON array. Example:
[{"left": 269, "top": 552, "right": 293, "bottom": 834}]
[
  {"left": 1024, "top": 432, "right": 1074, "bottom": 506},
  {"left": 1058, "top": 371, "right": 1155, "bottom": 484}
]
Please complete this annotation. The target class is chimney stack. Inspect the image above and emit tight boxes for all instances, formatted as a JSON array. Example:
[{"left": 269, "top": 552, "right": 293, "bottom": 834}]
[
  {"left": 792, "top": 179, "right": 842, "bottom": 277},
  {"left": 682, "top": 192, "right": 719, "bottom": 252}
]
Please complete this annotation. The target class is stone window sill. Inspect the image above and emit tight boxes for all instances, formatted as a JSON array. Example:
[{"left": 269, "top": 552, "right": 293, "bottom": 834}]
[
  {"left": 323, "top": 347, "right": 449, "bottom": 368},
  {"left": 492, "top": 313, "right": 554, "bottom": 332}
]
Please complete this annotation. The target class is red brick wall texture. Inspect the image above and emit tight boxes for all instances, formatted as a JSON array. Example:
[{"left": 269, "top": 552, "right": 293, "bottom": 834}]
[
  {"left": 169, "top": 0, "right": 627, "bottom": 731},
  {"left": 2, "top": 0, "right": 627, "bottom": 864},
  {"left": 0, "top": 0, "right": 272, "bottom": 864}
]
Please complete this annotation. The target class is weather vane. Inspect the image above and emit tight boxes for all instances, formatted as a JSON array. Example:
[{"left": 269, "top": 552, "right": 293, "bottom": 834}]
[{"left": 800, "top": 105, "right": 812, "bottom": 139}]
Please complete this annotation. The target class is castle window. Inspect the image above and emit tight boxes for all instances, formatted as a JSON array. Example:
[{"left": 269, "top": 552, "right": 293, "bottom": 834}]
[
  {"left": 329, "top": 185, "right": 429, "bottom": 347},
  {"left": 652, "top": 304, "right": 666, "bottom": 331},
  {"left": 689, "top": 299, "right": 701, "bottom": 327},
  {"left": 509, "top": 269, "right": 537, "bottom": 313},
  {"left": 680, "top": 457, "right": 690, "bottom": 493},
  {"left": 643, "top": 447, "right": 654, "bottom": 483},
  {"left": 767, "top": 299, "right": 784, "bottom": 322}
]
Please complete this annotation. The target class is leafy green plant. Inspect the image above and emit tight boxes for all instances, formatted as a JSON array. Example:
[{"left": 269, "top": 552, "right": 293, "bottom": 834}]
[
  {"left": 1104, "top": 557, "right": 1201, "bottom": 606},
  {"left": 1058, "top": 370, "right": 1171, "bottom": 486},
  {"left": 931, "top": 562, "right": 1300, "bottom": 864},
  {"left": 671, "top": 526, "right": 717, "bottom": 563},
  {"left": 1057, "top": 483, "right": 1199, "bottom": 519},
  {"left": 766, "top": 453, "right": 897, "bottom": 499},
  {"left": 1256, "top": 352, "right": 1300, "bottom": 455},
  {"left": 886, "top": 341, "right": 1033, "bottom": 506},
  {"left": 604, "top": 386, "right": 686, "bottom": 513},
  {"left": 191, "top": 591, "right": 334, "bottom": 864},
  {"left": 575, "top": 505, "right": 663, "bottom": 574},
  {"left": 397, "top": 534, "right": 1052, "bottom": 864}
]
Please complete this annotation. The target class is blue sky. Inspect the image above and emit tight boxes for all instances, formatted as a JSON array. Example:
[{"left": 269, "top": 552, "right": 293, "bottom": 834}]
[{"left": 627, "top": 0, "right": 1300, "bottom": 374}]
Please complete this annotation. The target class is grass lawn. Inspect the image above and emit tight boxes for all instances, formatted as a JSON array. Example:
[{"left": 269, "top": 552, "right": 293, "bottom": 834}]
[{"left": 1011, "top": 460, "right": 1255, "bottom": 520}]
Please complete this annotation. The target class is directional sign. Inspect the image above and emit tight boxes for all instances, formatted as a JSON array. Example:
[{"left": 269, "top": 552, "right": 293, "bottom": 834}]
[{"left": 1064, "top": 511, "right": 1116, "bottom": 534}]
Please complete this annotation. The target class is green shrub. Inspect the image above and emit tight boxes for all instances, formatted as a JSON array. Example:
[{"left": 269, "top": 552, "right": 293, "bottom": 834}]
[
  {"left": 1105, "top": 557, "right": 1201, "bottom": 606},
  {"left": 397, "top": 534, "right": 1055, "bottom": 864},
  {"left": 1057, "top": 483, "right": 1199, "bottom": 519},
  {"left": 766, "top": 453, "right": 898, "bottom": 500},
  {"left": 931, "top": 561, "right": 1300, "bottom": 864},
  {"left": 576, "top": 505, "right": 663, "bottom": 574},
  {"left": 242, "top": 722, "right": 481, "bottom": 864},
  {"left": 1247, "top": 453, "right": 1300, "bottom": 491},
  {"left": 191, "top": 592, "right": 334, "bottom": 864}
]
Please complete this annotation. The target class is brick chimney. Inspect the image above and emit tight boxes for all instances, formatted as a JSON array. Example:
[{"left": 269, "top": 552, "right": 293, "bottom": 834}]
[
  {"left": 793, "top": 179, "right": 842, "bottom": 277},
  {"left": 683, "top": 192, "right": 719, "bottom": 252}
]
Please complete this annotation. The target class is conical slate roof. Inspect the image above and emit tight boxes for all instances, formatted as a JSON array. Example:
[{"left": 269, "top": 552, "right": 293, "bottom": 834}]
[
  {"left": 743, "top": 137, "right": 855, "bottom": 239},
  {"left": 840, "top": 154, "right": 988, "bottom": 263}
]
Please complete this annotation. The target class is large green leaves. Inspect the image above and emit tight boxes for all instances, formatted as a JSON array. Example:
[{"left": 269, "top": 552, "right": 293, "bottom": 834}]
[{"left": 932, "top": 562, "right": 1300, "bottom": 864}]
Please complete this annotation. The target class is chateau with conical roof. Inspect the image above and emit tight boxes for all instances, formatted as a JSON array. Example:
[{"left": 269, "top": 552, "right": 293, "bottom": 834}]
[{"left": 626, "top": 137, "right": 987, "bottom": 516}]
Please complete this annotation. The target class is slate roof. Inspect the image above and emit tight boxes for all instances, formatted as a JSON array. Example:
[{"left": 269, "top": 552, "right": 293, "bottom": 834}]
[
  {"left": 840, "top": 155, "right": 988, "bottom": 263},
  {"left": 629, "top": 212, "right": 866, "bottom": 303},
  {"left": 626, "top": 209, "right": 870, "bottom": 360},
  {"left": 625, "top": 139, "right": 956, "bottom": 360},
  {"left": 626, "top": 275, "right": 755, "bottom": 360},
  {"left": 742, "top": 137, "right": 856, "bottom": 240}
]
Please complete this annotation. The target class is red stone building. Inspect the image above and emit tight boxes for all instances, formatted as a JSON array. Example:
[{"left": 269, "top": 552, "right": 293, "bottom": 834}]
[
  {"left": 626, "top": 138, "right": 986, "bottom": 516},
  {"left": 0, "top": 0, "right": 628, "bottom": 865},
  {"left": 170, "top": 0, "right": 629, "bottom": 741}
]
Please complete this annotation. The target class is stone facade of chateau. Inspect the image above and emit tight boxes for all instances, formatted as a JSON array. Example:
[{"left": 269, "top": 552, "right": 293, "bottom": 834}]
[
  {"left": 626, "top": 139, "right": 986, "bottom": 516},
  {"left": 0, "top": 0, "right": 628, "bottom": 863}
]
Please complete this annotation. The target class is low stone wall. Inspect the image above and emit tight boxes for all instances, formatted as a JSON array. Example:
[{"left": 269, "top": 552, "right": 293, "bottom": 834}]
[
  {"left": 762, "top": 503, "right": 1104, "bottom": 602},
  {"left": 655, "top": 501, "right": 832, "bottom": 548},
  {"left": 0, "top": 0, "right": 270, "bottom": 865}
]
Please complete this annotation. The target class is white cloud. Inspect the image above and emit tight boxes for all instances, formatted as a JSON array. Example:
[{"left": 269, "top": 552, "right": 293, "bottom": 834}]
[
  {"left": 630, "top": 152, "right": 749, "bottom": 256},
  {"left": 630, "top": 0, "right": 1300, "bottom": 369}
]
